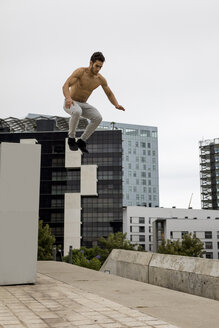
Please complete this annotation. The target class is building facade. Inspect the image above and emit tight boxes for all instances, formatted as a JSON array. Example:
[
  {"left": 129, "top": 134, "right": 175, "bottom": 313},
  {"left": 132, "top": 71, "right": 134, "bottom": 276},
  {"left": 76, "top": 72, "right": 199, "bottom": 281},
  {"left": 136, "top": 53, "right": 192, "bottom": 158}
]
[
  {"left": 123, "top": 207, "right": 219, "bottom": 259},
  {"left": 0, "top": 118, "right": 123, "bottom": 252},
  {"left": 199, "top": 138, "right": 219, "bottom": 209},
  {"left": 98, "top": 121, "right": 159, "bottom": 207}
]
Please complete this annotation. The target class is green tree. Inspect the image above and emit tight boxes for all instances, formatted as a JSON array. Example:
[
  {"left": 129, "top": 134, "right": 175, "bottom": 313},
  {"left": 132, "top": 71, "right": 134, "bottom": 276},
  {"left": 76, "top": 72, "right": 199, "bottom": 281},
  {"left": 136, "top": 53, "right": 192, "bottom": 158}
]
[
  {"left": 63, "top": 232, "right": 144, "bottom": 271},
  {"left": 63, "top": 248, "right": 102, "bottom": 270},
  {"left": 38, "top": 220, "right": 56, "bottom": 260},
  {"left": 98, "top": 232, "right": 139, "bottom": 254},
  {"left": 158, "top": 233, "right": 205, "bottom": 258}
]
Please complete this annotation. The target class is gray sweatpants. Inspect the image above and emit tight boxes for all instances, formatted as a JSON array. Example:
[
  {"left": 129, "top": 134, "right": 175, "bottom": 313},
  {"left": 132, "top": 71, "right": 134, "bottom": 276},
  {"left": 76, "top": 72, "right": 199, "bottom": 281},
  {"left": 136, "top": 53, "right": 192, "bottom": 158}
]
[{"left": 63, "top": 100, "right": 102, "bottom": 141}]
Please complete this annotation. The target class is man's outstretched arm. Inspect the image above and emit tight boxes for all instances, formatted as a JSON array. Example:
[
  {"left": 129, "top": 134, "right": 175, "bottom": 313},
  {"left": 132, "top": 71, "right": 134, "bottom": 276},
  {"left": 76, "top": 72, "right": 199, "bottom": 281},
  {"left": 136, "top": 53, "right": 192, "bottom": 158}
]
[{"left": 101, "top": 77, "right": 125, "bottom": 111}]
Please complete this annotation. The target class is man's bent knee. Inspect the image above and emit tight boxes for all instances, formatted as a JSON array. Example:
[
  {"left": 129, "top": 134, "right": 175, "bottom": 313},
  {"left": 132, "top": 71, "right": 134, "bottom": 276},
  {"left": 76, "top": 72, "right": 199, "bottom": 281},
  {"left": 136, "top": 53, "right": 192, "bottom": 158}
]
[{"left": 71, "top": 106, "right": 82, "bottom": 117}]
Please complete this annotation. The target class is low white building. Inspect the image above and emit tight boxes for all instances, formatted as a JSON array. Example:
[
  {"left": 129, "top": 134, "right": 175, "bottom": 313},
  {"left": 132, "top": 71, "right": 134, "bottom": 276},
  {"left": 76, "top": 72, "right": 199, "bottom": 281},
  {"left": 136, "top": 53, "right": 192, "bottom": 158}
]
[{"left": 123, "top": 207, "right": 219, "bottom": 259}]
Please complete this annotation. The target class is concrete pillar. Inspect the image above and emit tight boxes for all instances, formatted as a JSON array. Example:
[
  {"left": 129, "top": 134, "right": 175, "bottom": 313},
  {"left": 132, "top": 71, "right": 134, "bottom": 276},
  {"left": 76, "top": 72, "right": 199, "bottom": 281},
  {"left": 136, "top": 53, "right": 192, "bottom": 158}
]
[{"left": 0, "top": 142, "right": 41, "bottom": 285}]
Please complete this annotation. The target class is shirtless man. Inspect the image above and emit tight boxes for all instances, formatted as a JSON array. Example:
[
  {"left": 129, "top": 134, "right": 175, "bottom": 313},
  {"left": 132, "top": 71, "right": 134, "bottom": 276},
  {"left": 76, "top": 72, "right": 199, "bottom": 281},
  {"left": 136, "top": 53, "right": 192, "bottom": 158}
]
[{"left": 62, "top": 52, "right": 125, "bottom": 153}]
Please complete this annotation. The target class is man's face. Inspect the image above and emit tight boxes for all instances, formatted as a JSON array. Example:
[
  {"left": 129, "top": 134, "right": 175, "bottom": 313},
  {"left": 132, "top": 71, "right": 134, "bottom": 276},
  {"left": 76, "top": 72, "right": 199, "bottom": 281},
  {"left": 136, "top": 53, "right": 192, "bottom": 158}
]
[{"left": 90, "top": 60, "right": 103, "bottom": 75}]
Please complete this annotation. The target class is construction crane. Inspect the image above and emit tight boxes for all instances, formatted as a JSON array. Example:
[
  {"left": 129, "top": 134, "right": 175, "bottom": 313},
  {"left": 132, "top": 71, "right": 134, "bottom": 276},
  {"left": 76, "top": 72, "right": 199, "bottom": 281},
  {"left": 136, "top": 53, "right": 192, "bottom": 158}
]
[{"left": 188, "top": 193, "right": 193, "bottom": 208}]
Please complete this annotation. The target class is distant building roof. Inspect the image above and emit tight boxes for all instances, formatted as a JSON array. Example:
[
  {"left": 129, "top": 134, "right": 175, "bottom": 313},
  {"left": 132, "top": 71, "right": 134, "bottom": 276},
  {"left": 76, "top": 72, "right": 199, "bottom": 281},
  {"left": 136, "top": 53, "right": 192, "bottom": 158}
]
[{"left": 0, "top": 114, "right": 88, "bottom": 132}]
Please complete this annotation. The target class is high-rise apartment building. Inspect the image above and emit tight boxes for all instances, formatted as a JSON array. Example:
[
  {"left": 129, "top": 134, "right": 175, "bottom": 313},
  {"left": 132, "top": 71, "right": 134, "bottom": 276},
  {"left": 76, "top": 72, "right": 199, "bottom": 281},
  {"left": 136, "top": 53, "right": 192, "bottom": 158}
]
[
  {"left": 98, "top": 121, "right": 159, "bottom": 207},
  {"left": 199, "top": 138, "right": 219, "bottom": 209}
]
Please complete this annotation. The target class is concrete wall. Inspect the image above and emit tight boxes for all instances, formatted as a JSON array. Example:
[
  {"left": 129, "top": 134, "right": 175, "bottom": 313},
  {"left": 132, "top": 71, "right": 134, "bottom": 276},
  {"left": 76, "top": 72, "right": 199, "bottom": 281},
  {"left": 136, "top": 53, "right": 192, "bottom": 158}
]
[
  {"left": 0, "top": 142, "right": 41, "bottom": 285},
  {"left": 100, "top": 249, "right": 219, "bottom": 300}
]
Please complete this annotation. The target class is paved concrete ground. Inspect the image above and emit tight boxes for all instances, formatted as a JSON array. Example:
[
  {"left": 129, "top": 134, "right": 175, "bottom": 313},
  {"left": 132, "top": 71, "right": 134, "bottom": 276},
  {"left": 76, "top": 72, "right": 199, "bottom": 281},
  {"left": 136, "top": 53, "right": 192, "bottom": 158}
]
[
  {"left": 38, "top": 261, "right": 219, "bottom": 328},
  {"left": 0, "top": 262, "right": 218, "bottom": 328}
]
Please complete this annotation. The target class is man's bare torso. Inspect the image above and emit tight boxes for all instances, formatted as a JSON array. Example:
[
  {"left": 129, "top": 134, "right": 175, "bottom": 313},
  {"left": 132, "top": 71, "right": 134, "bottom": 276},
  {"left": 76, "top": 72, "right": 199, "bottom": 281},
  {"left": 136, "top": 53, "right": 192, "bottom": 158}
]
[{"left": 70, "top": 68, "right": 103, "bottom": 102}]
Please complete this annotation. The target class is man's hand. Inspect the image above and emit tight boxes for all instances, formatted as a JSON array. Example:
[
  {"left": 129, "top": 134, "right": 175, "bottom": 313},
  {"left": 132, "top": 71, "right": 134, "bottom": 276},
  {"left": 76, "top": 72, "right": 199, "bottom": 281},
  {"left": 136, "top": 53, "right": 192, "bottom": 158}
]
[
  {"left": 116, "top": 105, "right": 125, "bottom": 111},
  {"left": 65, "top": 98, "right": 74, "bottom": 109}
]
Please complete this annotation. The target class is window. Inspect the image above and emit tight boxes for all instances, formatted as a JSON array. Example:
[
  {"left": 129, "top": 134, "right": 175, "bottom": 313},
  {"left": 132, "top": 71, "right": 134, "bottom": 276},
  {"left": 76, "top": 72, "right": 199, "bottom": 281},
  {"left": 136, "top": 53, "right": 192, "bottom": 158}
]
[
  {"left": 141, "top": 142, "right": 146, "bottom": 148},
  {"left": 141, "top": 172, "right": 146, "bottom": 177},
  {"left": 152, "top": 131, "right": 157, "bottom": 138},
  {"left": 148, "top": 143, "right": 151, "bottom": 148},
  {"left": 139, "top": 235, "right": 145, "bottom": 242},
  {"left": 139, "top": 226, "right": 145, "bottom": 233},
  {"left": 217, "top": 242, "right": 219, "bottom": 249},
  {"left": 217, "top": 231, "right": 219, "bottom": 239},
  {"left": 149, "top": 226, "right": 151, "bottom": 233},
  {"left": 136, "top": 142, "right": 139, "bottom": 147},
  {"left": 205, "top": 231, "right": 212, "bottom": 239},
  {"left": 140, "top": 130, "right": 150, "bottom": 137},
  {"left": 205, "top": 252, "right": 213, "bottom": 259},
  {"left": 130, "top": 226, "right": 132, "bottom": 232},
  {"left": 170, "top": 231, "right": 173, "bottom": 239},
  {"left": 205, "top": 242, "right": 213, "bottom": 249},
  {"left": 126, "top": 128, "right": 138, "bottom": 136},
  {"left": 139, "top": 217, "right": 145, "bottom": 224}
]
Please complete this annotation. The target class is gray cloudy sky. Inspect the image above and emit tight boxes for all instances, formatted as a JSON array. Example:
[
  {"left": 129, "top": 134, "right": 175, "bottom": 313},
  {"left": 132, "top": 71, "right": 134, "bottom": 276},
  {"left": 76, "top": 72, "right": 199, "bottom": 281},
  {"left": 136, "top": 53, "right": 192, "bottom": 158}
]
[{"left": 1, "top": 0, "right": 219, "bottom": 209}]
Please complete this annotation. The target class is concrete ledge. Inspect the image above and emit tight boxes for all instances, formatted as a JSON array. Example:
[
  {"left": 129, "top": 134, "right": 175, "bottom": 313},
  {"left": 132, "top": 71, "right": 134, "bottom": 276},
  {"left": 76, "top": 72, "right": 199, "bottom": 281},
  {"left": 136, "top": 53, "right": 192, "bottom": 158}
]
[
  {"left": 101, "top": 249, "right": 153, "bottom": 283},
  {"left": 100, "top": 249, "right": 219, "bottom": 300}
]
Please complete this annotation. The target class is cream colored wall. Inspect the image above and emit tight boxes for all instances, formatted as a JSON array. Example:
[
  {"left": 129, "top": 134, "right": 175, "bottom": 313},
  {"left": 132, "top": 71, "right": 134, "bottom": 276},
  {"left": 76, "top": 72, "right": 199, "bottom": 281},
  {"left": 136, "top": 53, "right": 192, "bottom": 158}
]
[
  {"left": 0, "top": 142, "right": 41, "bottom": 285},
  {"left": 64, "top": 194, "right": 81, "bottom": 253}
]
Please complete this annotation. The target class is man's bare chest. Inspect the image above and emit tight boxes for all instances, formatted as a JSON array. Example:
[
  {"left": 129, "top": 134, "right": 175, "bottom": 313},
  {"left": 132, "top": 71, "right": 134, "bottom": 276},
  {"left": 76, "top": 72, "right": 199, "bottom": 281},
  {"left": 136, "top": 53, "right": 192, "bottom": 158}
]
[{"left": 78, "top": 75, "right": 101, "bottom": 91}]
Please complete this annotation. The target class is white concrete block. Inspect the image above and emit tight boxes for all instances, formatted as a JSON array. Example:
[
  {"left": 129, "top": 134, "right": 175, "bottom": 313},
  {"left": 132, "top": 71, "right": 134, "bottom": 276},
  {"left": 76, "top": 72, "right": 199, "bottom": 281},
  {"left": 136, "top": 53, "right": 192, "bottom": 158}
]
[
  {"left": 0, "top": 142, "right": 41, "bottom": 285},
  {"left": 64, "top": 193, "right": 81, "bottom": 254},
  {"left": 65, "top": 138, "right": 81, "bottom": 168},
  {"left": 81, "top": 165, "right": 98, "bottom": 196}
]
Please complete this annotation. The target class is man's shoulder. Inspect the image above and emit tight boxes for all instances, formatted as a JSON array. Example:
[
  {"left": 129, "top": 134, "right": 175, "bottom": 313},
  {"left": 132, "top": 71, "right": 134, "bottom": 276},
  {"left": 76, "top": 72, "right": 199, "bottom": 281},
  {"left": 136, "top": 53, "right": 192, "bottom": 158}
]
[
  {"left": 73, "top": 67, "right": 86, "bottom": 77},
  {"left": 98, "top": 73, "right": 107, "bottom": 85}
]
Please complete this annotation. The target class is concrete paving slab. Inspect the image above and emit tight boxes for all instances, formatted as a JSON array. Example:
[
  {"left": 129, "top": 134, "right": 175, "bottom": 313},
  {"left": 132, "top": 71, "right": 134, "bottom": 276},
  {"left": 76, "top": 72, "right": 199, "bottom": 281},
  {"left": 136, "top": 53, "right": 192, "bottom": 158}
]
[
  {"left": 0, "top": 267, "right": 179, "bottom": 328},
  {"left": 37, "top": 261, "right": 219, "bottom": 328}
]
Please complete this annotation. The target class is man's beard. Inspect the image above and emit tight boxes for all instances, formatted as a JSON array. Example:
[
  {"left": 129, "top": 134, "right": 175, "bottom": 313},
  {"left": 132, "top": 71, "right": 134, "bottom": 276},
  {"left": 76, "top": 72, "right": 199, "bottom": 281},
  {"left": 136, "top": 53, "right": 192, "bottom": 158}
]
[{"left": 91, "top": 65, "right": 97, "bottom": 75}]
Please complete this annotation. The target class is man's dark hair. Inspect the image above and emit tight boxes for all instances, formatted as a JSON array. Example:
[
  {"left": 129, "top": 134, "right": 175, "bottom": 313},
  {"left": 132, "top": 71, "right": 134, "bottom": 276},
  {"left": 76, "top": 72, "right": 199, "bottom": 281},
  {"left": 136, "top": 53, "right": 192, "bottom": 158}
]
[{"left": 90, "top": 52, "right": 105, "bottom": 63}]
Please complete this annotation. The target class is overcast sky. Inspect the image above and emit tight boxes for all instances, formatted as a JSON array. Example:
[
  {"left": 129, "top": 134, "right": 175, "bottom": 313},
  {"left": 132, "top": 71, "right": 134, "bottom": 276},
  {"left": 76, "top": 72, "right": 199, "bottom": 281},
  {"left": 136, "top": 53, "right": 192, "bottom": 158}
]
[{"left": 1, "top": 0, "right": 219, "bottom": 209}]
